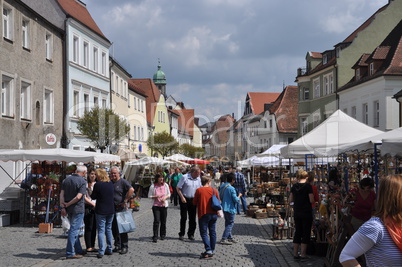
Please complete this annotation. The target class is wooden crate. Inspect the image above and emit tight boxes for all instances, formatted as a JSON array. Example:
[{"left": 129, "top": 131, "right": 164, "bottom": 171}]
[{"left": 254, "top": 212, "right": 268, "bottom": 219}]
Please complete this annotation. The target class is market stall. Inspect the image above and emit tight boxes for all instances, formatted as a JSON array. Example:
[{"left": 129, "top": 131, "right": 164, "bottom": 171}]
[{"left": 0, "top": 148, "right": 120, "bottom": 226}]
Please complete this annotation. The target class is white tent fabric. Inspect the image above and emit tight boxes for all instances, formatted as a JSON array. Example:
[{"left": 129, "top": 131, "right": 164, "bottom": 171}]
[
  {"left": 165, "top": 154, "right": 194, "bottom": 161},
  {"left": 256, "top": 144, "right": 287, "bottom": 157},
  {"left": 122, "top": 156, "right": 171, "bottom": 183},
  {"left": 329, "top": 127, "right": 402, "bottom": 155},
  {"left": 381, "top": 138, "right": 402, "bottom": 157},
  {"left": 0, "top": 148, "right": 120, "bottom": 163},
  {"left": 280, "top": 110, "right": 383, "bottom": 158}
]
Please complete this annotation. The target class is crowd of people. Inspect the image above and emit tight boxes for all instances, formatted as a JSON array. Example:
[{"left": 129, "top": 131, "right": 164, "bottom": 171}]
[{"left": 59, "top": 164, "right": 248, "bottom": 260}]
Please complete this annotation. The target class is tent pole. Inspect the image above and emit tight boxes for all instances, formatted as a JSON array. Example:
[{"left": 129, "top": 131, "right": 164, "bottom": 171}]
[{"left": 374, "top": 143, "right": 381, "bottom": 194}]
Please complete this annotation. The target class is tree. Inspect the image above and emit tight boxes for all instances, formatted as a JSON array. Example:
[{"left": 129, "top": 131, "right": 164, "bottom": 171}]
[
  {"left": 147, "top": 131, "right": 179, "bottom": 158},
  {"left": 179, "top": 143, "right": 205, "bottom": 158},
  {"left": 77, "top": 107, "right": 130, "bottom": 152}
]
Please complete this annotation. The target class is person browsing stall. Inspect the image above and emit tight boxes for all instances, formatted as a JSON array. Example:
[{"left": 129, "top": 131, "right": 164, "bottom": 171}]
[
  {"left": 234, "top": 167, "right": 248, "bottom": 215},
  {"left": 176, "top": 166, "right": 202, "bottom": 241},
  {"left": 340, "top": 174, "right": 402, "bottom": 267}
]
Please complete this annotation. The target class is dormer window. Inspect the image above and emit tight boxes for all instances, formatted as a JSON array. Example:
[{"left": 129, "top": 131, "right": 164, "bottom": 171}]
[
  {"left": 336, "top": 47, "right": 341, "bottom": 58},
  {"left": 356, "top": 69, "right": 360, "bottom": 80},
  {"left": 369, "top": 63, "right": 374, "bottom": 75},
  {"left": 323, "top": 54, "right": 327, "bottom": 65}
]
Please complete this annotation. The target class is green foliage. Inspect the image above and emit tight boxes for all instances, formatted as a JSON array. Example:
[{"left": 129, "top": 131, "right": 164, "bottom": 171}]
[
  {"left": 179, "top": 143, "right": 205, "bottom": 158},
  {"left": 147, "top": 131, "right": 179, "bottom": 158},
  {"left": 76, "top": 107, "right": 130, "bottom": 152}
]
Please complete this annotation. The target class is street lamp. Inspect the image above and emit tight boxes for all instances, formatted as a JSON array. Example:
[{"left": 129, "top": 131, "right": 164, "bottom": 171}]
[{"left": 131, "top": 142, "right": 137, "bottom": 151}]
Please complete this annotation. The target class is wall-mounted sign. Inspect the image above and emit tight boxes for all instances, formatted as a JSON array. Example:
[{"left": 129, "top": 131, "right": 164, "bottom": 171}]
[{"left": 45, "top": 133, "right": 57, "bottom": 145}]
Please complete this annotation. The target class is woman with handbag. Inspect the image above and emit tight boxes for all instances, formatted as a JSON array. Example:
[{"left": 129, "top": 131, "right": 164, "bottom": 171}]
[
  {"left": 193, "top": 176, "right": 222, "bottom": 259},
  {"left": 148, "top": 174, "right": 171, "bottom": 243}
]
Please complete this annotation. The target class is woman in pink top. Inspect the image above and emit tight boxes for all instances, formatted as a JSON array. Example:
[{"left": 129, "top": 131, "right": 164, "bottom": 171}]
[
  {"left": 148, "top": 174, "right": 171, "bottom": 243},
  {"left": 349, "top": 178, "right": 376, "bottom": 232}
]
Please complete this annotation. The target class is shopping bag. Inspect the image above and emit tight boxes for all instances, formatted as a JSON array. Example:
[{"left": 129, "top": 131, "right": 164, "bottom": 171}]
[
  {"left": 211, "top": 188, "right": 222, "bottom": 211},
  {"left": 116, "top": 209, "right": 136, "bottom": 233}
]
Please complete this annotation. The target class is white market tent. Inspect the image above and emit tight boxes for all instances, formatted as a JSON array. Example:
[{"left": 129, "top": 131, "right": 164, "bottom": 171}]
[
  {"left": 0, "top": 148, "right": 120, "bottom": 163},
  {"left": 328, "top": 127, "right": 402, "bottom": 155},
  {"left": 381, "top": 138, "right": 402, "bottom": 157},
  {"left": 165, "top": 154, "right": 195, "bottom": 161},
  {"left": 122, "top": 156, "right": 171, "bottom": 183},
  {"left": 256, "top": 144, "right": 287, "bottom": 157},
  {"left": 280, "top": 110, "right": 383, "bottom": 158}
]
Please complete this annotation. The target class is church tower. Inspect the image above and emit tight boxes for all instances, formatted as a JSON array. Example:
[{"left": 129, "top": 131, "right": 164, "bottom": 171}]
[{"left": 153, "top": 60, "right": 167, "bottom": 97}]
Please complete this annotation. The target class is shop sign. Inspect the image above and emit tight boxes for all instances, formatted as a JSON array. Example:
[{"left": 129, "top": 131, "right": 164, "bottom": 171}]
[{"left": 46, "top": 133, "right": 57, "bottom": 145}]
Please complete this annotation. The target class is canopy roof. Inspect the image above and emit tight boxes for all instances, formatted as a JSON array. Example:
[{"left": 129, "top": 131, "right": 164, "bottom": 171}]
[
  {"left": 165, "top": 154, "right": 195, "bottom": 161},
  {"left": 381, "top": 138, "right": 402, "bottom": 157},
  {"left": 124, "top": 156, "right": 171, "bottom": 166},
  {"left": 331, "top": 127, "right": 402, "bottom": 155},
  {"left": 0, "top": 148, "right": 120, "bottom": 163},
  {"left": 256, "top": 144, "right": 287, "bottom": 157},
  {"left": 280, "top": 110, "right": 383, "bottom": 158}
]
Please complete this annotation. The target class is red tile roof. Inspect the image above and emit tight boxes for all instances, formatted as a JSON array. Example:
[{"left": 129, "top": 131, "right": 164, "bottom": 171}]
[
  {"left": 352, "top": 53, "right": 371, "bottom": 69},
  {"left": 177, "top": 109, "right": 195, "bottom": 136},
  {"left": 310, "top": 52, "right": 322, "bottom": 59},
  {"left": 57, "top": 0, "right": 109, "bottom": 41},
  {"left": 128, "top": 80, "right": 147, "bottom": 97},
  {"left": 371, "top": 46, "right": 391, "bottom": 60},
  {"left": 129, "top": 79, "right": 161, "bottom": 126},
  {"left": 269, "top": 86, "right": 298, "bottom": 133},
  {"left": 248, "top": 92, "right": 280, "bottom": 115}
]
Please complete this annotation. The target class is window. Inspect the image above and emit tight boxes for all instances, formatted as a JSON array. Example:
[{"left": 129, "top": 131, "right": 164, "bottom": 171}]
[
  {"left": 115, "top": 76, "right": 119, "bottom": 94},
  {"left": 138, "top": 127, "right": 141, "bottom": 141},
  {"left": 101, "top": 52, "right": 106, "bottom": 75},
  {"left": 324, "top": 73, "right": 333, "bottom": 95},
  {"left": 22, "top": 19, "right": 30, "bottom": 49},
  {"left": 93, "top": 47, "right": 98, "bottom": 72},
  {"left": 363, "top": 103, "right": 368, "bottom": 124},
  {"left": 304, "top": 87, "right": 309, "bottom": 100},
  {"left": 3, "top": 7, "right": 13, "bottom": 40},
  {"left": 343, "top": 108, "right": 348, "bottom": 115},
  {"left": 269, "top": 119, "right": 272, "bottom": 128},
  {"left": 94, "top": 96, "right": 99, "bottom": 107},
  {"left": 1, "top": 75, "right": 14, "bottom": 117},
  {"left": 73, "top": 91, "right": 79, "bottom": 117},
  {"left": 351, "top": 106, "right": 356, "bottom": 119},
  {"left": 356, "top": 69, "right": 360, "bottom": 81},
  {"left": 313, "top": 113, "right": 320, "bottom": 128},
  {"left": 134, "top": 97, "right": 137, "bottom": 110},
  {"left": 20, "top": 82, "right": 31, "bottom": 120},
  {"left": 73, "top": 35, "right": 79, "bottom": 63},
  {"left": 102, "top": 98, "right": 107, "bottom": 108},
  {"left": 45, "top": 33, "right": 53, "bottom": 60},
  {"left": 374, "top": 101, "right": 379, "bottom": 127},
  {"left": 323, "top": 54, "right": 327, "bottom": 65},
  {"left": 369, "top": 63, "right": 374, "bottom": 76},
  {"left": 134, "top": 126, "right": 137, "bottom": 140},
  {"left": 141, "top": 127, "right": 144, "bottom": 141},
  {"left": 301, "top": 118, "right": 308, "bottom": 135},
  {"left": 83, "top": 41, "right": 89, "bottom": 68},
  {"left": 44, "top": 89, "right": 53, "bottom": 123},
  {"left": 313, "top": 78, "right": 320, "bottom": 98},
  {"left": 84, "top": 94, "right": 89, "bottom": 113}
]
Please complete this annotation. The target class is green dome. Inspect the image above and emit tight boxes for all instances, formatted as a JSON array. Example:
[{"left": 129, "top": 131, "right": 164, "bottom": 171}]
[{"left": 153, "top": 63, "right": 166, "bottom": 84}]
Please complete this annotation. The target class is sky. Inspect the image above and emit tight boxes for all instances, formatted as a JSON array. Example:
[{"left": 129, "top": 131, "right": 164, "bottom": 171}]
[{"left": 84, "top": 0, "right": 388, "bottom": 124}]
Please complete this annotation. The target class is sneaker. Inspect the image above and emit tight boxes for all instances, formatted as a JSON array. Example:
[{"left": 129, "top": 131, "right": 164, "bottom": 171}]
[
  {"left": 152, "top": 237, "right": 158, "bottom": 243},
  {"left": 179, "top": 235, "right": 184, "bottom": 241},
  {"left": 228, "top": 238, "right": 239, "bottom": 243},
  {"left": 188, "top": 235, "right": 195, "bottom": 241},
  {"left": 220, "top": 239, "right": 232, "bottom": 245}
]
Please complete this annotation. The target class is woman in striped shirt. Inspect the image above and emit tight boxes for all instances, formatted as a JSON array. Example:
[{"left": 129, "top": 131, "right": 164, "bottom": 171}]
[{"left": 339, "top": 174, "right": 402, "bottom": 267}]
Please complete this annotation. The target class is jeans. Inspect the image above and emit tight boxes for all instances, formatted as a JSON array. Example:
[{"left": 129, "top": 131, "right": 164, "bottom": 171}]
[
  {"left": 66, "top": 212, "right": 85, "bottom": 257},
  {"left": 198, "top": 213, "right": 218, "bottom": 253},
  {"left": 179, "top": 197, "right": 197, "bottom": 237},
  {"left": 112, "top": 213, "right": 129, "bottom": 249},
  {"left": 222, "top": 212, "right": 235, "bottom": 240},
  {"left": 96, "top": 213, "right": 114, "bottom": 255},
  {"left": 152, "top": 206, "right": 167, "bottom": 238},
  {"left": 235, "top": 188, "right": 248, "bottom": 214}
]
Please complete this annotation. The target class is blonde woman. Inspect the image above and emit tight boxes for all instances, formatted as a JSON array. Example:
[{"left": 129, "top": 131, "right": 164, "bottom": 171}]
[
  {"left": 91, "top": 169, "right": 115, "bottom": 258},
  {"left": 340, "top": 175, "right": 402, "bottom": 266}
]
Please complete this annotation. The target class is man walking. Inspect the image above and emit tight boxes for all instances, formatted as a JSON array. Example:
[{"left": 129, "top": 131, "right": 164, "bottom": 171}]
[
  {"left": 176, "top": 166, "right": 202, "bottom": 241},
  {"left": 60, "top": 165, "right": 87, "bottom": 259},
  {"left": 219, "top": 172, "right": 241, "bottom": 245},
  {"left": 234, "top": 167, "right": 248, "bottom": 214},
  {"left": 110, "top": 166, "right": 134, "bottom": 255}
]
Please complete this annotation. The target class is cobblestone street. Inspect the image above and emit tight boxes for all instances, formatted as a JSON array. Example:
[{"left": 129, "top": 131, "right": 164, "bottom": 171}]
[{"left": 0, "top": 195, "right": 326, "bottom": 267}]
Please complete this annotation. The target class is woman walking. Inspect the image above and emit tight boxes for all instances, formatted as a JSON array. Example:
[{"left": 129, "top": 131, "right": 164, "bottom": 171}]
[
  {"left": 91, "top": 168, "right": 115, "bottom": 258},
  {"left": 148, "top": 174, "right": 171, "bottom": 242},
  {"left": 193, "top": 176, "right": 221, "bottom": 258}
]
